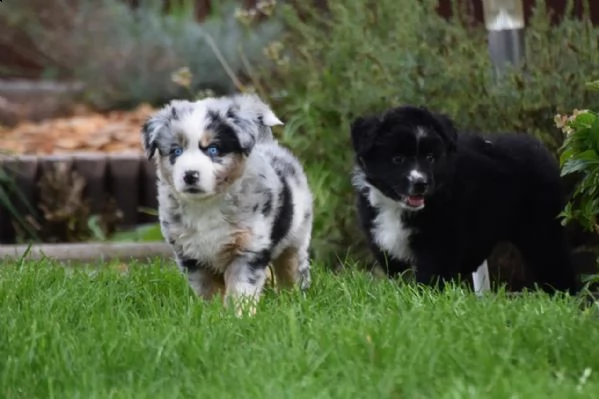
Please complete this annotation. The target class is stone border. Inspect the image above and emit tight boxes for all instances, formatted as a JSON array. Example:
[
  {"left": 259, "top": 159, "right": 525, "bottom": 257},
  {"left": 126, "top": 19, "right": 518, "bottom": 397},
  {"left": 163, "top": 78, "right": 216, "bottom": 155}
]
[{"left": 0, "top": 242, "right": 172, "bottom": 262}]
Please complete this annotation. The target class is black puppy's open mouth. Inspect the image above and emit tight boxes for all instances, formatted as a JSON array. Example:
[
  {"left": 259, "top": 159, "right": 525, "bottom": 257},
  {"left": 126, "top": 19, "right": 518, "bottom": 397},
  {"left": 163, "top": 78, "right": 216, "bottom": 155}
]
[{"left": 402, "top": 195, "right": 425, "bottom": 209}]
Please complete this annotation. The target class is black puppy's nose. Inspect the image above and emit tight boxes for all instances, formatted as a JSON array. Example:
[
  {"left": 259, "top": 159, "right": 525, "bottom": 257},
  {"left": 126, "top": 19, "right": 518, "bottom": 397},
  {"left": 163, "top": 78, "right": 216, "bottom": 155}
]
[
  {"left": 183, "top": 171, "right": 199, "bottom": 185},
  {"left": 408, "top": 174, "right": 428, "bottom": 195},
  {"left": 412, "top": 180, "right": 427, "bottom": 195}
]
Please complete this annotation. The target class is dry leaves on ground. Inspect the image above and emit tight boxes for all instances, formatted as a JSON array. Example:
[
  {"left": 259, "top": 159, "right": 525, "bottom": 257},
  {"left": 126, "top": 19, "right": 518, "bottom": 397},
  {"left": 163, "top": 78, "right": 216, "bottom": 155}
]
[{"left": 0, "top": 103, "right": 155, "bottom": 155}]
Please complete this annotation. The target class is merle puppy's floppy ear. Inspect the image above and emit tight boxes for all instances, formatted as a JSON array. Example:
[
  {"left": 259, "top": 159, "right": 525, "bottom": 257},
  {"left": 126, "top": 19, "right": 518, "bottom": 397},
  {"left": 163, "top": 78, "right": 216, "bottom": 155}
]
[
  {"left": 223, "top": 93, "right": 283, "bottom": 152},
  {"left": 231, "top": 93, "right": 283, "bottom": 125},
  {"left": 141, "top": 109, "right": 169, "bottom": 160},
  {"left": 141, "top": 100, "right": 193, "bottom": 160},
  {"left": 431, "top": 111, "right": 458, "bottom": 153},
  {"left": 350, "top": 114, "right": 381, "bottom": 154}
]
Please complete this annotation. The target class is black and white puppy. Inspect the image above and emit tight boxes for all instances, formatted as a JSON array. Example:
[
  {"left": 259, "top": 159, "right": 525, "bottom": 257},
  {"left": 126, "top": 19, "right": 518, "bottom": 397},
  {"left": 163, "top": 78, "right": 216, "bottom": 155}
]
[
  {"left": 142, "top": 94, "right": 313, "bottom": 315},
  {"left": 350, "top": 105, "right": 579, "bottom": 294}
]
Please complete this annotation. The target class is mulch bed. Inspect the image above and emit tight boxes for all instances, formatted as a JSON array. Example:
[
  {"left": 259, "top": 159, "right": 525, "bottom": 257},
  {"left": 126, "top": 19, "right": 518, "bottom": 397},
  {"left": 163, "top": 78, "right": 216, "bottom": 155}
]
[{"left": 0, "top": 104, "right": 154, "bottom": 155}]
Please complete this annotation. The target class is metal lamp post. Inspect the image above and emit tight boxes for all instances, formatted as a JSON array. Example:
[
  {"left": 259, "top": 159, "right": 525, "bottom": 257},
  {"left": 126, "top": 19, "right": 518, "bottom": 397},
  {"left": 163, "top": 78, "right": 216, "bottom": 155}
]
[
  {"left": 482, "top": 0, "right": 526, "bottom": 80},
  {"left": 470, "top": 1, "right": 526, "bottom": 295}
]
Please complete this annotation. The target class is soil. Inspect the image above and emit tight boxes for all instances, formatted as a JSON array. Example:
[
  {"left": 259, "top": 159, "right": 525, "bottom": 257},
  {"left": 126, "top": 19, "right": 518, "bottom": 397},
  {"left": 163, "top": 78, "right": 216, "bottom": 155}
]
[{"left": 0, "top": 103, "right": 155, "bottom": 155}]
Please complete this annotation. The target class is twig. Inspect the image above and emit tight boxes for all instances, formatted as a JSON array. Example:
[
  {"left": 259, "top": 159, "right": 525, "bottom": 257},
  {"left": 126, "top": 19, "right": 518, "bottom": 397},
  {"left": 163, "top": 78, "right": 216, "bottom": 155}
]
[
  {"left": 238, "top": 43, "right": 268, "bottom": 99},
  {"left": 202, "top": 32, "right": 246, "bottom": 92}
]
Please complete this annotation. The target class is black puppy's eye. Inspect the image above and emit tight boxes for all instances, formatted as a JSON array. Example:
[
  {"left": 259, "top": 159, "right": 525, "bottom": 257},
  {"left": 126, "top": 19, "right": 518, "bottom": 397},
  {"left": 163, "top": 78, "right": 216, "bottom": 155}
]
[
  {"left": 425, "top": 153, "right": 435, "bottom": 162},
  {"left": 392, "top": 155, "right": 403, "bottom": 165}
]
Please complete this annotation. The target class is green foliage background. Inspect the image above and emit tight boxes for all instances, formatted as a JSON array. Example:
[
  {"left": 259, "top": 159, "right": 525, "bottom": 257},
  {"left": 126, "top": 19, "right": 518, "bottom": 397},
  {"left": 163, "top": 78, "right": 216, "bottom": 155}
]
[{"left": 255, "top": 0, "right": 599, "bottom": 264}]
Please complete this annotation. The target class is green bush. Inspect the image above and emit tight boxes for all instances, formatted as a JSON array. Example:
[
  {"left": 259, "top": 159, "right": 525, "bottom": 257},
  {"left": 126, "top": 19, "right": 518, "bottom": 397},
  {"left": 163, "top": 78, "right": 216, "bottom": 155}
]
[
  {"left": 0, "top": 0, "right": 283, "bottom": 109},
  {"left": 253, "top": 0, "right": 599, "bottom": 264},
  {"left": 558, "top": 81, "right": 599, "bottom": 232}
]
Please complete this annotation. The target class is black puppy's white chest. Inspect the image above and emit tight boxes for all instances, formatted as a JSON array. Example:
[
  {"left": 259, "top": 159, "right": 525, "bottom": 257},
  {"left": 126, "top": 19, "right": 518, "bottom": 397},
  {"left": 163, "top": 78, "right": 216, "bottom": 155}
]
[{"left": 369, "top": 197, "right": 416, "bottom": 263}]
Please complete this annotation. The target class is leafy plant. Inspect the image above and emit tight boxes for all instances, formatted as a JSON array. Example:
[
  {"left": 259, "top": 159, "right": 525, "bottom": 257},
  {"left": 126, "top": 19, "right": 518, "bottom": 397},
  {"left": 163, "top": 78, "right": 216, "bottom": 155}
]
[
  {"left": 0, "top": 166, "right": 40, "bottom": 241},
  {"left": 35, "top": 162, "right": 124, "bottom": 243},
  {"left": 109, "top": 223, "right": 164, "bottom": 243},
  {"left": 557, "top": 80, "right": 599, "bottom": 232}
]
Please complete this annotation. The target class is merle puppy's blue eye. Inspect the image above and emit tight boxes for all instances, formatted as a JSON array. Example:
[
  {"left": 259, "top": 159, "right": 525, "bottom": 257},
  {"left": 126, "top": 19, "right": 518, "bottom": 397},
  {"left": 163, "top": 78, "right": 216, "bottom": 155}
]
[
  {"left": 206, "top": 145, "right": 219, "bottom": 157},
  {"left": 172, "top": 147, "right": 183, "bottom": 157}
]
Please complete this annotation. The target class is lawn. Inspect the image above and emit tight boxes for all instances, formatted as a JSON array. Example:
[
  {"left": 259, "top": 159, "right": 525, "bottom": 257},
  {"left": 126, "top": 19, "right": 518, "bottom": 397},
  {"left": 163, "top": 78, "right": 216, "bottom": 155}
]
[{"left": 1, "top": 259, "right": 598, "bottom": 399}]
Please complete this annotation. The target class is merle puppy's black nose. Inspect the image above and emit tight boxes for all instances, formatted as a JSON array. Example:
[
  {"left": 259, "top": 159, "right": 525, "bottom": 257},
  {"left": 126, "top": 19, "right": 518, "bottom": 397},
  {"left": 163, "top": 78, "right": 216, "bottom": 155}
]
[{"left": 183, "top": 171, "right": 199, "bottom": 185}]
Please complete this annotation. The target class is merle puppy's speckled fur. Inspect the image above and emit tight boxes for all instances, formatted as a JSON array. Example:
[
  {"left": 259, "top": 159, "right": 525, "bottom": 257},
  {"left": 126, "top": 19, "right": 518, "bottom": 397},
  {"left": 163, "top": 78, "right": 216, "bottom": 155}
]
[
  {"left": 350, "top": 105, "right": 579, "bottom": 294},
  {"left": 142, "top": 94, "right": 312, "bottom": 314}
]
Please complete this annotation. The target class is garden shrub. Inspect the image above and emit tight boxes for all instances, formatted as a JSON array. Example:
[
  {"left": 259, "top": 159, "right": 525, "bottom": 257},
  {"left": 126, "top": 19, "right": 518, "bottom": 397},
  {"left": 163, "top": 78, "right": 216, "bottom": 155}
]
[
  {"left": 0, "top": 0, "right": 283, "bottom": 109},
  {"left": 556, "top": 80, "right": 599, "bottom": 283},
  {"left": 253, "top": 0, "right": 599, "bottom": 264},
  {"left": 557, "top": 80, "right": 599, "bottom": 233}
]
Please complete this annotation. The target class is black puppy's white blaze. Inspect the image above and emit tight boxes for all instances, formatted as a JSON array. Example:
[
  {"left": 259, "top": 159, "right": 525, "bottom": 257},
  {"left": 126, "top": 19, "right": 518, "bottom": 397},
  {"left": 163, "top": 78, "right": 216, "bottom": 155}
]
[
  {"left": 141, "top": 94, "right": 313, "bottom": 315},
  {"left": 351, "top": 105, "right": 579, "bottom": 294}
]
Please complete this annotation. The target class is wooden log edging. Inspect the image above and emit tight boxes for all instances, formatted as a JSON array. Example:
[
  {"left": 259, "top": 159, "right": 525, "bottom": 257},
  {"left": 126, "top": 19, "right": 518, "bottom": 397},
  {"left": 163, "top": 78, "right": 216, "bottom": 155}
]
[
  {"left": 0, "top": 242, "right": 172, "bottom": 262},
  {"left": 0, "top": 152, "right": 159, "bottom": 244}
]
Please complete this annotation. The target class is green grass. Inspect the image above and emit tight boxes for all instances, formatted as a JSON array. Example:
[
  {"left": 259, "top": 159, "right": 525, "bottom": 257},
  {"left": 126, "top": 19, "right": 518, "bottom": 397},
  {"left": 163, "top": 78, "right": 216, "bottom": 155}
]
[{"left": 1, "top": 260, "right": 598, "bottom": 399}]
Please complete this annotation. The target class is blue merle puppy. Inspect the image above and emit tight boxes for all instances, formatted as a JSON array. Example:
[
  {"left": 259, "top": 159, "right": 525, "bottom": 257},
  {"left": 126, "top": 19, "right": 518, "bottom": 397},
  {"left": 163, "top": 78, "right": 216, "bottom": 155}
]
[{"left": 141, "top": 94, "right": 313, "bottom": 315}]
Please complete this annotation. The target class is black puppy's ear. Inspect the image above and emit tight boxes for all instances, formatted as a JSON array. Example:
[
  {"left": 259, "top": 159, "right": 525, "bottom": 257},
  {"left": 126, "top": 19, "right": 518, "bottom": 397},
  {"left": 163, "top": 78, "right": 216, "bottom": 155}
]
[
  {"left": 350, "top": 115, "right": 380, "bottom": 154},
  {"left": 431, "top": 112, "right": 458, "bottom": 153}
]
